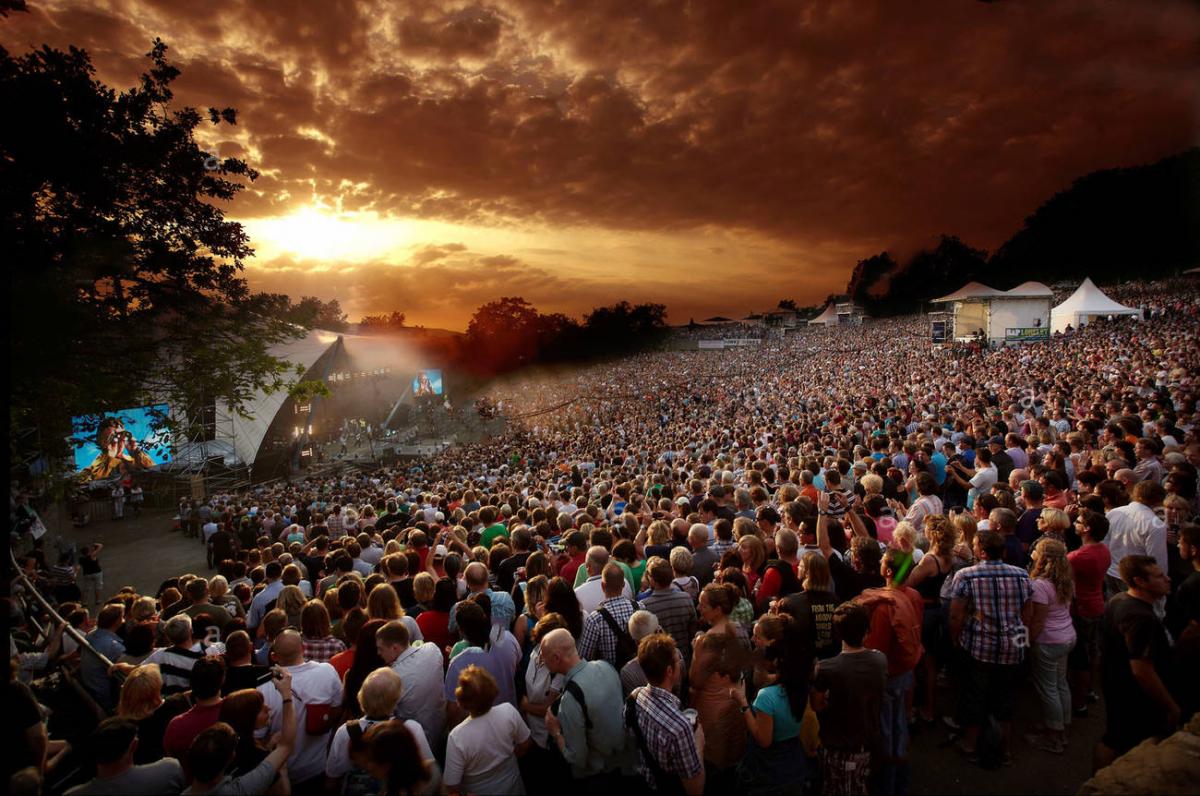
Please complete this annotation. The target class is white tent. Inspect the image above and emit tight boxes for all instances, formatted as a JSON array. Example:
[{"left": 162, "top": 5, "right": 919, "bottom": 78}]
[
  {"left": 215, "top": 328, "right": 341, "bottom": 466},
  {"left": 1004, "top": 281, "right": 1054, "bottom": 298},
  {"left": 932, "top": 281, "right": 1053, "bottom": 345},
  {"left": 808, "top": 304, "right": 839, "bottom": 325},
  {"left": 930, "top": 281, "right": 1008, "bottom": 303},
  {"left": 1050, "top": 278, "right": 1140, "bottom": 334}
]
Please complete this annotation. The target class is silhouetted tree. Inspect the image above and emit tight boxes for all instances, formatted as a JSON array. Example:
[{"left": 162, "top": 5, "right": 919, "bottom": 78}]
[
  {"left": 3, "top": 40, "right": 303, "bottom": 464},
  {"left": 358, "top": 311, "right": 407, "bottom": 333}
]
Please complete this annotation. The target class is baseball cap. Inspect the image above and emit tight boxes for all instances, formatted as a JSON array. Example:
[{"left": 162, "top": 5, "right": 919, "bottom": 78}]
[
  {"left": 434, "top": 544, "right": 448, "bottom": 558},
  {"left": 988, "top": 436, "right": 1004, "bottom": 446}
]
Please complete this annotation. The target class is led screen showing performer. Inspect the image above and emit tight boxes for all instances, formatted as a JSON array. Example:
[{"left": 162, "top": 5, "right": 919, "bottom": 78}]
[
  {"left": 412, "top": 369, "right": 443, "bottom": 396},
  {"left": 71, "top": 404, "right": 172, "bottom": 481}
]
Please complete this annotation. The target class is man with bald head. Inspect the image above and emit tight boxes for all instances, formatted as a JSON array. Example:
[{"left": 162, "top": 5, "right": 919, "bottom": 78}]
[
  {"left": 258, "top": 629, "right": 343, "bottom": 790},
  {"left": 575, "top": 546, "right": 632, "bottom": 613},
  {"left": 447, "top": 560, "right": 516, "bottom": 633},
  {"left": 541, "top": 628, "right": 626, "bottom": 788}
]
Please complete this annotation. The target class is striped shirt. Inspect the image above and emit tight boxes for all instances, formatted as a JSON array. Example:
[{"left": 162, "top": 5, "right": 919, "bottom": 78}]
[
  {"left": 950, "top": 560, "right": 1033, "bottom": 665},
  {"left": 579, "top": 596, "right": 638, "bottom": 667},
  {"left": 631, "top": 685, "right": 703, "bottom": 789}
]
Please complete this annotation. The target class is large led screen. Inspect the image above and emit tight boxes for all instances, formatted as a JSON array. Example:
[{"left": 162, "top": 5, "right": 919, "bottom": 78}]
[
  {"left": 71, "top": 404, "right": 172, "bottom": 481},
  {"left": 412, "top": 369, "right": 444, "bottom": 396}
]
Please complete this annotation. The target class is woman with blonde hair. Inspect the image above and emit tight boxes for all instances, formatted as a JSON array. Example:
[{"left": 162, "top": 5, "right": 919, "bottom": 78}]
[
  {"left": 738, "top": 533, "right": 767, "bottom": 594},
  {"left": 276, "top": 584, "right": 306, "bottom": 628},
  {"left": 117, "top": 664, "right": 191, "bottom": 764},
  {"left": 908, "top": 515, "right": 957, "bottom": 723},
  {"left": 1026, "top": 537, "right": 1077, "bottom": 753},
  {"left": 950, "top": 511, "right": 977, "bottom": 566},
  {"left": 1036, "top": 508, "right": 1071, "bottom": 542},
  {"left": 366, "top": 582, "right": 425, "bottom": 643},
  {"left": 208, "top": 575, "right": 243, "bottom": 619},
  {"left": 513, "top": 574, "right": 548, "bottom": 652},
  {"left": 890, "top": 521, "right": 924, "bottom": 564}
]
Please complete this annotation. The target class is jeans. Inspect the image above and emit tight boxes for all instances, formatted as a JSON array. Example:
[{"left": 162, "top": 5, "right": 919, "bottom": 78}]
[
  {"left": 80, "top": 572, "right": 104, "bottom": 609},
  {"left": 878, "top": 669, "right": 914, "bottom": 796},
  {"left": 1032, "top": 640, "right": 1074, "bottom": 731}
]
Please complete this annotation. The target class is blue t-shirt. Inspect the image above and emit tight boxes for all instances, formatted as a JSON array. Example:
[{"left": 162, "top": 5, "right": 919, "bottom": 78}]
[
  {"left": 931, "top": 452, "right": 948, "bottom": 485},
  {"left": 753, "top": 684, "right": 801, "bottom": 742},
  {"left": 444, "top": 638, "right": 520, "bottom": 708}
]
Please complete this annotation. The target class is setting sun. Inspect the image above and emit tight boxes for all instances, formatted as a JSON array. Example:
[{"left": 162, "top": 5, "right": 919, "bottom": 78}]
[{"left": 243, "top": 207, "right": 412, "bottom": 262}]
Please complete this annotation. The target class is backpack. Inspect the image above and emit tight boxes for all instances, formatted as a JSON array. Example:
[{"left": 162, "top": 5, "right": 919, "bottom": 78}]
[
  {"left": 763, "top": 559, "right": 802, "bottom": 598},
  {"left": 597, "top": 601, "right": 639, "bottom": 668},
  {"left": 856, "top": 586, "right": 923, "bottom": 672}
]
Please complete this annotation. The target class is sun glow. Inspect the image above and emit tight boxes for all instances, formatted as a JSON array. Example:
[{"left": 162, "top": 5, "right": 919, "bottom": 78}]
[{"left": 243, "top": 207, "right": 412, "bottom": 262}]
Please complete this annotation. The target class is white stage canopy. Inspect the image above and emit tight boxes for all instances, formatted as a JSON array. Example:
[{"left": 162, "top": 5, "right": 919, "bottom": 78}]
[
  {"left": 1050, "top": 278, "right": 1140, "bottom": 334},
  {"left": 808, "top": 304, "right": 838, "bottom": 325}
]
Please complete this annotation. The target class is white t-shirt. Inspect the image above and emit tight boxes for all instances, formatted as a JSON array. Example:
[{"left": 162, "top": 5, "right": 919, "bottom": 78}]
[
  {"left": 326, "top": 717, "right": 434, "bottom": 779},
  {"left": 968, "top": 464, "right": 998, "bottom": 509},
  {"left": 444, "top": 703, "right": 530, "bottom": 794},
  {"left": 260, "top": 660, "right": 343, "bottom": 784},
  {"left": 523, "top": 648, "right": 564, "bottom": 747}
]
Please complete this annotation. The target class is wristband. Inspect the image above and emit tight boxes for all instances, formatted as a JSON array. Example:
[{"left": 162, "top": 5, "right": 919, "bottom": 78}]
[{"left": 282, "top": 698, "right": 293, "bottom": 703}]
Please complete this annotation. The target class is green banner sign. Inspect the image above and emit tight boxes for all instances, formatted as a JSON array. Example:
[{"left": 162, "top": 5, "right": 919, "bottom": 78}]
[{"left": 1004, "top": 327, "right": 1050, "bottom": 342}]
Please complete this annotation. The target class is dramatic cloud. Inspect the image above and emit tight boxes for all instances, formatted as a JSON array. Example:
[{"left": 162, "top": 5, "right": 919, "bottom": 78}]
[{"left": 4, "top": 0, "right": 1197, "bottom": 327}]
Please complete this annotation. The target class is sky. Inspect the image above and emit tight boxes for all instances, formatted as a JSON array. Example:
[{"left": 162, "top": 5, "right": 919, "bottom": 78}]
[{"left": 4, "top": 0, "right": 1198, "bottom": 330}]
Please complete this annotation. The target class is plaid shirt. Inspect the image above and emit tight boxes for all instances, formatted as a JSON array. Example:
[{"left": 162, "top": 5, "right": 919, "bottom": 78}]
[
  {"left": 326, "top": 513, "right": 345, "bottom": 539},
  {"left": 950, "top": 560, "right": 1033, "bottom": 665},
  {"left": 710, "top": 538, "right": 737, "bottom": 558},
  {"left": 631, "top": 685, "right": 703, "bottom": 789},
  {"left": 579, "top": 596, "right": 638, "bottom": 667},
  {"left": 302, "top": 635, "right": 346, "bottom": 663},
  {"left": 642, "top": 587, "right": 698, "bottom": 662}
]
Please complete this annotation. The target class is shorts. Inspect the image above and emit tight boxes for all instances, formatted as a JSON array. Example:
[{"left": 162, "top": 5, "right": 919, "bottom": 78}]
[
  {"left": 963, "top": 659, "right": 1021, "bottom": 724},
  {"left": 819, "top": 748, "right": 871, "bottom": 796},
  {"left": 1068, "top": 614, "right": 1102, "bottom": 671}
]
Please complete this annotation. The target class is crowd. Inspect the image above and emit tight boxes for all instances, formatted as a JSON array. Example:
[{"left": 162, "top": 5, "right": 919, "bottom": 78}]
[{"left": 7, "top": 277, "right": 1200, "bottom": 796}]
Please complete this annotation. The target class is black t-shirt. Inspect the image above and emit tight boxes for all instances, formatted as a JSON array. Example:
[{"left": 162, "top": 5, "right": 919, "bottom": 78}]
[
  {"left": 392, "top": 579, "right": 417, "bottom": 610},
  {"left": 782, "top": 589, "right": 840, "bottom": 659},
  {"left": 223, "top": 664, "right": 271, "bottom": 695},
  {"left": 5, "top": 682, "right": 43, "bottom": 780},
  {"left": 134, "top": 693, "right": 192, "bottom": 764},
  {"left": 828, "top": 550, "right": 885, "bottom": 602},
  {"left": 812, "top": 649, "right": 888, "bottom": 752},
  {"left": 497, "top": 551, "right": 530, "bottom": 594},
  {"left": 1102, "top": 593, "right": 1172, "bottom": 749},
  {"left": 1167, "top": 570, "right": 1200, "bottom": 641},
  {"left": 211, "top": 530, "right": 236, "bottom": 562}
]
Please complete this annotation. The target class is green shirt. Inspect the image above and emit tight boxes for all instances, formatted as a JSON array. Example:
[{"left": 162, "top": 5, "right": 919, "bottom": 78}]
[{"left": 481, "top": 523, "right": 509, "bottom": 548}]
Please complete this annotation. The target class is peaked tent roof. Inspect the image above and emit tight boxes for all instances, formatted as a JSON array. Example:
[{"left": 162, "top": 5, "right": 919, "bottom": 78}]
[
  {"left": 931, "top": 282, "right": 1007, "bottom": 303},
  {"left": 1052, "top": 278, "right": 1139, "bottom": 318},
  {"left": 1004, "top": 281, "right": 1055, "bottom": 298},
  {"left": 808, "top": 304, "right": 839, "bottom": 324}
]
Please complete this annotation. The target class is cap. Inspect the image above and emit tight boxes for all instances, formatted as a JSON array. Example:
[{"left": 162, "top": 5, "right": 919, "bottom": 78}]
[
  {"left": 434, "top": 544, "right": 448, "bottom": 558},
  {"left": 989, "top": 436, "right": 1004, "bottom": 446},
  {"left": 434, "top": 511, "right": 445, "bottom": 522}
]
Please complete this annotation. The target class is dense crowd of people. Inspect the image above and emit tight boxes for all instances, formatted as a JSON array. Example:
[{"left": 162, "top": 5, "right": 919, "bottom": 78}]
[{"left": 8, "top": 277, "right": 1200, "bottom": 796}]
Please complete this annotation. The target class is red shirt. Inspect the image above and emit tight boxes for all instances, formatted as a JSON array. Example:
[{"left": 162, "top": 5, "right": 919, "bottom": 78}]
[
  {"left": 756, "top": 561, "right": 799, "bottom": 610},
  {"left": 163, "top": 701, "right": 222, "bottom": 758},
  {"left": 559, "top": 554, "right": 586, "bottom": 584},
  {"left": 330, "top": 647, "right": 355, "bottom": 680},
  {"left": 416, "top": 609, "right": 452, "bottom": 656},
  {"left": 1068, "top": 542, "right": 1111, "bottom": 618}
]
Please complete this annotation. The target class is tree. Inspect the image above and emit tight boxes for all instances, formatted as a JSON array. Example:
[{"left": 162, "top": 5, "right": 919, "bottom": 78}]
[
  {"left": 777, "top": 299, "right": 798, "bottom": 312},
  {"left": 465, "top": 297, "right": 544, "bottom": 372},
  {"left": 845, "top": 252, "right": 897, "bottom": 307},
  {"left": 3, "top": 40, "right": 305, "bottom": 468},
  {"left": 358, "top": 311, "right": 407, "bottom": 333}
]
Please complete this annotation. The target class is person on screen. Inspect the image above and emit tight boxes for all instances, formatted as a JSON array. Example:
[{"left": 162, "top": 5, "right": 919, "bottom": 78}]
[
  {"left": 83, "top": 418, "right": 156, "bottom": 480},
  {"left": 416, "top": 372, "right": 434, "bottom": 397}
]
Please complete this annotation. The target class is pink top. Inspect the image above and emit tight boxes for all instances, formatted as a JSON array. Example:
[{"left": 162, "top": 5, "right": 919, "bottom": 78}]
[{"left": 1031, "top": 578, "right": 1076, "bottom": 646}]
